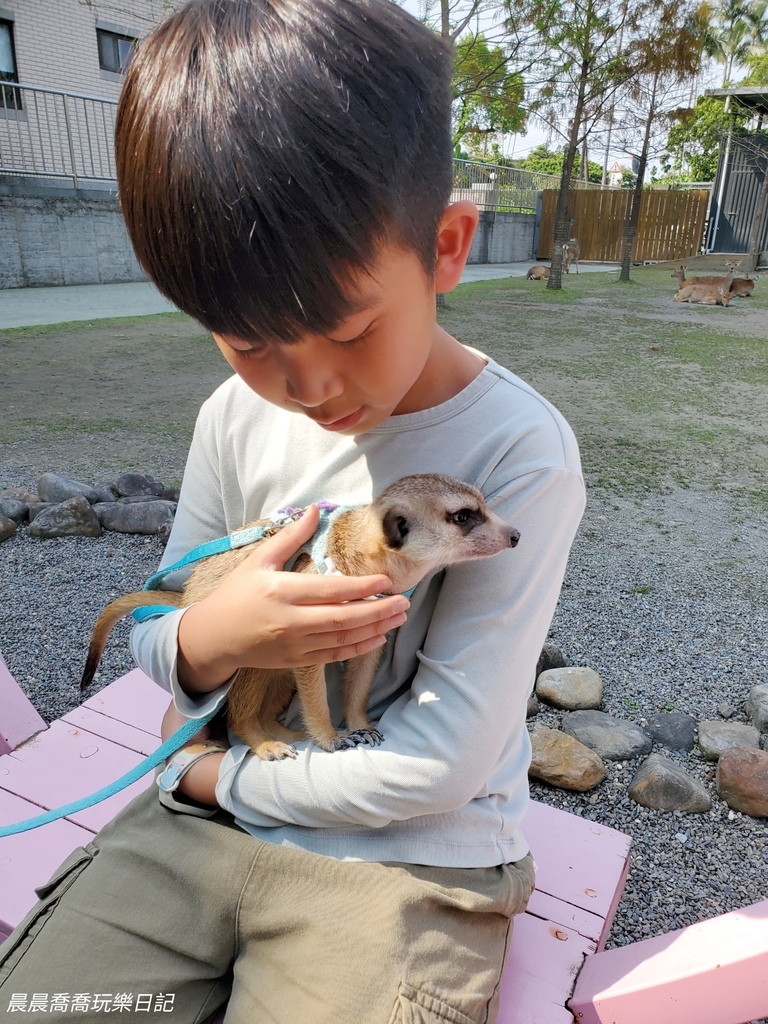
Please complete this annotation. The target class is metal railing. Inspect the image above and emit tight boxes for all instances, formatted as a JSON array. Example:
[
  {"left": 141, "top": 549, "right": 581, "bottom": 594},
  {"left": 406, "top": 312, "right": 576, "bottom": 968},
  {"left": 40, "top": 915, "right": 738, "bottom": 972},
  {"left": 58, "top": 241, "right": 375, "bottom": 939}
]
[
  {"left": 0, "top": 84, "right": 613, "bottom": 209},
  {"left": 451, "top": 158, "right": 607, "bottom": 214},
  {"left": 0, "top": 82, "right": 118, "bottom": 188}
]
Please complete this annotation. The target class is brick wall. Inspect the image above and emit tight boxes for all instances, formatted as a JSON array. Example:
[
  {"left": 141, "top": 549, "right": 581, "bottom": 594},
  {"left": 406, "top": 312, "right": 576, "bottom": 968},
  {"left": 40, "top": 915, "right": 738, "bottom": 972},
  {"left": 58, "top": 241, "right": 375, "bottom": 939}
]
[{"left": 0, "top": 0, "right": 170, "bottom": 99}]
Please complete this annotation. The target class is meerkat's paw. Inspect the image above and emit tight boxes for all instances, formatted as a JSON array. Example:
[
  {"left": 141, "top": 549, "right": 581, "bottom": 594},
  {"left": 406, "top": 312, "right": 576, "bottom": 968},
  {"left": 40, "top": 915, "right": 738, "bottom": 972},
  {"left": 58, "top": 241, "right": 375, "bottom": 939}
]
[
  {"left": 253, "top": 740, "right": 299, "bottom": 761},
  {"left": 334, "top": 727, "right": 383, "bottom": 750}
]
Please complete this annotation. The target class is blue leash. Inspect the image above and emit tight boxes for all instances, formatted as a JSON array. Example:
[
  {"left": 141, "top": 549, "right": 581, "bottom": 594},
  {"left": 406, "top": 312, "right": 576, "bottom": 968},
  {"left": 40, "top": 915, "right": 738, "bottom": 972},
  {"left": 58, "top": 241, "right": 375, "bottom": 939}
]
[{"left": 0, "top": 708, "right": 219, "bottom": 838}]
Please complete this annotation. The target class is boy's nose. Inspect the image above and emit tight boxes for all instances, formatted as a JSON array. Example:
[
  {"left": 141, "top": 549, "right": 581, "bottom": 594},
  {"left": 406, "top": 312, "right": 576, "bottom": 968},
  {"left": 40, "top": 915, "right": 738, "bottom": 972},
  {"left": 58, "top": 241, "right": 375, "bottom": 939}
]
[{"left": 284, "top": 366, "right": 344, "bottom": 408}]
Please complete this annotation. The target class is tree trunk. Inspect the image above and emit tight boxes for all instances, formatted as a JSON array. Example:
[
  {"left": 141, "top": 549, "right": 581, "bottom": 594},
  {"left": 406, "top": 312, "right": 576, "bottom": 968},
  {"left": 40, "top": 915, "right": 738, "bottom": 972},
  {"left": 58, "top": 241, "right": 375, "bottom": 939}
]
[
  {"left": 618, "top": 75, "right": 657, "bottom": 282},
  {"left": 744, "top": 152, "right": 768, "bottom": 275},
  {"left": 547, "top": 61, "right": 588, "bottom": 291}
]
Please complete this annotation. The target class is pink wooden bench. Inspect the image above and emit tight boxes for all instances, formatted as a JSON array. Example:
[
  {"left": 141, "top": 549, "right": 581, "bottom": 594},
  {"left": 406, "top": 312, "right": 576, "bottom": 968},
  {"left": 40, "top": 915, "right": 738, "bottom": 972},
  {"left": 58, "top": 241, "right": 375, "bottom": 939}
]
[{"left": 9, "top": 650, "right": 761, "bottom": 1023}]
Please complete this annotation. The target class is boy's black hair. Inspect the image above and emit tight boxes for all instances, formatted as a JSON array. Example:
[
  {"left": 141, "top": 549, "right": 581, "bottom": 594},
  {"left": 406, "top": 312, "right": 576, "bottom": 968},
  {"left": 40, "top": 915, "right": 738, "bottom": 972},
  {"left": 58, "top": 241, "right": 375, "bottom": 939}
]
[{"left": 116, "top": 0, "right": 454, "bottom": 342}]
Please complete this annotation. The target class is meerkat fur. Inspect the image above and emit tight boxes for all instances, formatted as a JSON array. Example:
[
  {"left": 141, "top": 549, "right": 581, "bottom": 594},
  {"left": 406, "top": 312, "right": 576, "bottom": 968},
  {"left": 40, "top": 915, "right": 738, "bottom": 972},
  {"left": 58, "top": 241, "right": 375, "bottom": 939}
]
[{"left": 81, "top": 474, "right": 520, "bottom": 761}]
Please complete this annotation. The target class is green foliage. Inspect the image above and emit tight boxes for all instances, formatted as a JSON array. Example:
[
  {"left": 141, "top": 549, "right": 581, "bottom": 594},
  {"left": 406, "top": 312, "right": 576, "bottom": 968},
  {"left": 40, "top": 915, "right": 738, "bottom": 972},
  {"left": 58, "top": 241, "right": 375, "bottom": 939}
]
[
  {"left": 741, "top": 53, "right": 768, "bottom": 85},
  {"left": 663, "top": 96, "right": 750, "bottom": 180},
  {"left": 452, "top": 34, "right": 527, "bottom": 148},
  {"left": 513, "top": 144, "right": 604, "bottom": 182}
]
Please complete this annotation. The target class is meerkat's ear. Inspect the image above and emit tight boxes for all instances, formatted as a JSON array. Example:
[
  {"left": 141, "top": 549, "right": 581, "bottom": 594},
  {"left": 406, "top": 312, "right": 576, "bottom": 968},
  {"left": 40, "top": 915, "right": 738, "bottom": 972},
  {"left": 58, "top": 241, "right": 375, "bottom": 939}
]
[{"left": 382, "top": 509, "right": 409, "bottom": 549}]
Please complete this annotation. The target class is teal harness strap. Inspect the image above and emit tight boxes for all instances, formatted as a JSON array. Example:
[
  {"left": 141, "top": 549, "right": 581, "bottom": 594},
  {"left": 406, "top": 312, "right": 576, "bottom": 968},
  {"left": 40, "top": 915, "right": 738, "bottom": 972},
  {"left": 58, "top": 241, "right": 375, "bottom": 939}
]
[{"left": 0, "top": 708, "right": 219, "bottom": 838}]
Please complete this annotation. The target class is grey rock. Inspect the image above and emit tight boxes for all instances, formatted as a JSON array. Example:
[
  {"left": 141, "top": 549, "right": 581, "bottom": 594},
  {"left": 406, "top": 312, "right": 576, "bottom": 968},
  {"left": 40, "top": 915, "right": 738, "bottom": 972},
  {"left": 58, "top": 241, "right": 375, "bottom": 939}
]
[
  {"left": 746, "top": 684, "right": 768, "bottom": 733},
  {"left": 718, "top": 702, "right": 736, "bottom": 720},
  {"left": 0, "top": 514, "right": 17, "bottom": 542},
  {"left": 698, "top": 720, "right": 761, "bottom": 761},
  {"left": 93, "top": 483, "right": 120, "bottom": 503},
  {"left": 648, "top": 712, "right": 697, "bottom": 753},
  {"left": 28, "top": 502, "right": 56, "bottom": 522},
  {"left": 0, "top": 498, "right": 28, "bottom": 524},
  {"left": 536, "top": 641, "right": 567, "bottom": 677},
  {"left": 161, "top": 487, "right": 181, "bottom": 502},
  {"left": 629, "top": 754, "right": 711, "bottom": 813},
  {"left": 561, "top": 710, "right": 652, "bottom": 761},
  {"left": 0, "top": 487, "right": 38, "bottom": 504},
  {"left": 28, "top": 495, "right": 102, "bottom": 538},
  {"left": 536, "top": 666, "right": 602, "bottom": 710},
  {"left": 115, "top": 472, "right": 165, "bottom": 497},
  {"left": 118, "top": 494, "right": 167, "bottom": 504},
  {"left": 529, "top": 723, "right": 605, "bottom": 791},
  {"left": 37, "top": 472, "right": 100, "bottom": 505},
  {"left": 716, "top": 748, "right": 768, "bottom": 817},
  {"left": 526, "top": 697, "right": 539, "bottom": 719},
  {"left": 96, "top": 499, "right": 175, "bottom": 539}
]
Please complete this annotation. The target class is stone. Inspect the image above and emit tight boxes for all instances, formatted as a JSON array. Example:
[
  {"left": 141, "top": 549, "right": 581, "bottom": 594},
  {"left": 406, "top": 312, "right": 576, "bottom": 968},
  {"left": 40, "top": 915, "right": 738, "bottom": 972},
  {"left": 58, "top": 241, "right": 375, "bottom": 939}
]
[
  {"left": 161, "top": 487, "right": 181, "bottom": 502},
  {"left": 118, "top": 494, "right": 168, "bottom": 504},
  {"left": 27, "top": 495, "right": 102, "bottom": 538},
  {"left": 629, "top": 754, "right": 711, "bottom": 813},
  {"left": 0, "top": 498, "right": 28, "bottom": 524},
  {"left": 746, "top": 684, "right": 768, "bottom": 734},
  {"left": 561, "top": 710, "right": 652, "bottom": 761},
  {"left": 529, "top": 724, "right": 605, "bottom": 791},
  {"left": 536, "top": 641, "right": 566, "bottom": 677},
  {"left": 0, "top": 514, "right": 17, "bottom": 543},
  {"left": 0, "top": 487, "right": 38, "bottom": 504},
  {"left": 28, "top": 502, "right": 56, "bottom": 522},
  {"left": 536, "top": 666, "right": 602, "bottom": 710},
  {"left": 115, "top": 472, "right": 165, "bottom": 497},
  {"left": 648, "top": 712, "right": 697, "bottom": 753},
  {"left": 93, "top": 483, "right": 120, "bottom": 503},
  {"left": 697, "top": 720, "right": 761, "bottom": 761},
  {"left": 718, "top": 702, "right": 736, "bottom": 720},
  {"left": 526, "top": 697, "right": 539, "bottom": 719},
  {"left": 716, "top": 747, "right": 768, "bottom": 817},
  {"left": 95, "top": 499, "right": 175, "bottom": 539},
  {"left": 37, "top": 472, "right": 100, "bottom": 505}
]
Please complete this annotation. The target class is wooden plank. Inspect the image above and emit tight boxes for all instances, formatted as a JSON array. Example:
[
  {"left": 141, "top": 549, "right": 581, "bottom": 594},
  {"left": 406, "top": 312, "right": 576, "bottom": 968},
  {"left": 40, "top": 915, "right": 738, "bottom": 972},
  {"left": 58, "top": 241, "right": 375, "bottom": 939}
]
[
  {"left": 62, "top": 706, "right": 161, "bottom": 756},
  {"left": 526, "top": 888, "right": 606, "bottom": 945},
  {"left": 522, "top": 801, "right": 631, "bottom": 931},
  {"left": 498, "top": 911, "right": 595, "bottom": 1024},
  {"left": 0, "top": 721, "right": 155, "bottom": 833},
  {"left": 0, "top": 650, "right": 47, "bottom": 755},
  {"left": 81, "top": 667, "right": 168, "bottom": 733},
  {"left": 569, "top": 900, "right": 768, "bottom": 1024},
  {"left": 0, "top": 787, "right": 94, "bottom": 939}
]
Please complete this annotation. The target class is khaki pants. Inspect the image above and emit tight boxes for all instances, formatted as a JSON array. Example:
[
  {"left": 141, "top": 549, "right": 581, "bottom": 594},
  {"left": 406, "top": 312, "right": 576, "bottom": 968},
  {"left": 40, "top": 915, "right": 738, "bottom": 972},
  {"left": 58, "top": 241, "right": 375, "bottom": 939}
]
[{"left": 0, "top": 787, "right": 534, "bottom": 1023}]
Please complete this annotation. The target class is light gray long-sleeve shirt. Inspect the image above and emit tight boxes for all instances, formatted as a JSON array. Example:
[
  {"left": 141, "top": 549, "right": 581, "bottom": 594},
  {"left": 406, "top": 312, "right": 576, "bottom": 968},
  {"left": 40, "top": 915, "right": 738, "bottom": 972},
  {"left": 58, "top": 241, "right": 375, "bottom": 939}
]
[{"left": 131, "top": 354, "right": 585, "bottom": 867}]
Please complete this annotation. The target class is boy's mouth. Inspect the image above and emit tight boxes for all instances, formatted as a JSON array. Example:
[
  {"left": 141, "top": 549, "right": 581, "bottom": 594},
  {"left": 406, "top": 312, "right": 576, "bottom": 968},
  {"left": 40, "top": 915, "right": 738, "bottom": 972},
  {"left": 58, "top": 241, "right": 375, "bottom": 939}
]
[{"left": 314, "top": 407, "right": 365, "bottom": 432}]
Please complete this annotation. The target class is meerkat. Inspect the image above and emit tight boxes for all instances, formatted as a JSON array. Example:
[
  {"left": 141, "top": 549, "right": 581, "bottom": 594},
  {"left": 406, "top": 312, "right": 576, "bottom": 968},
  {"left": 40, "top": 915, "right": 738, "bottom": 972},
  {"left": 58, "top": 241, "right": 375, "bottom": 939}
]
[{"left": 81, "top": 474, "right": 520, "bottom": 761}]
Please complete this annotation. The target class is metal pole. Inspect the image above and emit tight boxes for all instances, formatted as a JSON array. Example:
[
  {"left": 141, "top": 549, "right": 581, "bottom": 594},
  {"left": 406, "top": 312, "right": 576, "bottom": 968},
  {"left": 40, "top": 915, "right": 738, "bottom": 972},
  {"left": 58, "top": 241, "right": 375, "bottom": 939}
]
[{"left": 61, "top": 94, "right": 79, "bottom": 189}]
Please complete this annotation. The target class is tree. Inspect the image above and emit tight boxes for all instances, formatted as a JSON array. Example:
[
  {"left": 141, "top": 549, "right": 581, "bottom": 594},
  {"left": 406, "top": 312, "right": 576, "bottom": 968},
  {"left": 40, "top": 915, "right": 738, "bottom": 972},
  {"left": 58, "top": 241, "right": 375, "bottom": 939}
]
[
  {"left": 510, "top": 0, "right": 642, "bottom": 289},
  {"left": 664, "top": 95, "right": 750, "bottom": 179},
  {"left": 452, "top": 34, "right": 527, "bottom": 149},
  {"left": 700, "top": 0, "right": 768, "bottom": 87},
  {"left": 514, "top": 143, "right": 604, "bottom": 181}
]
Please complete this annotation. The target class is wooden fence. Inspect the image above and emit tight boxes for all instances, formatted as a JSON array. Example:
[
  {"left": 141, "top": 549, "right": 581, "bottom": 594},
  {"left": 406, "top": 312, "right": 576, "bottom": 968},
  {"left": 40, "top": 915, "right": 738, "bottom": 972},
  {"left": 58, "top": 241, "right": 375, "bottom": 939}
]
[{"left": 536, "top": 188, "right": 711, "bottom": 263}]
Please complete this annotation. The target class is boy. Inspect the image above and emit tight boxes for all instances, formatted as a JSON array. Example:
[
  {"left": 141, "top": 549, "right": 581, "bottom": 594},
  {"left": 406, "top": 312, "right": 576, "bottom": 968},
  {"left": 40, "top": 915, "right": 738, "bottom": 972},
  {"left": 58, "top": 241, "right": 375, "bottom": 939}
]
[{"left": 0, "top": 1, "right": 585, "bottom": 1021}]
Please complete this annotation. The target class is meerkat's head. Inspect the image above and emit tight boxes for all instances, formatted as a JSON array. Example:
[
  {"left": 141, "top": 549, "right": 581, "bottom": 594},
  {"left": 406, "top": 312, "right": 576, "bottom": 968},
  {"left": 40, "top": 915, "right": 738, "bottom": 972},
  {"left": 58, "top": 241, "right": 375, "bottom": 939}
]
[{"left": 372, "top": 474, "right": 519, "bottom": 579}]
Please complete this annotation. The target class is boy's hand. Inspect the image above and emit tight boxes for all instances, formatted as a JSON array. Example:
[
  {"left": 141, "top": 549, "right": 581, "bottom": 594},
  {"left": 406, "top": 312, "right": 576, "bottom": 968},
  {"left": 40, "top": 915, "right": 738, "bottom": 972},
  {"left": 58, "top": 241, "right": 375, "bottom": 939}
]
[{"left": 176, "top": 504, "right": 409, "bottom": 694}]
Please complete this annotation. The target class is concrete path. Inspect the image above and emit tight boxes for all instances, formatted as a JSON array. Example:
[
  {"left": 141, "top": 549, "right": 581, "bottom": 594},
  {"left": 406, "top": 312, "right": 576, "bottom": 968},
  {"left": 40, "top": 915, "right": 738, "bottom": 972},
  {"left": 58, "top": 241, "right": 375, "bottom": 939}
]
[{"left": 0, "top": 262, "right": 621, "bottom": 330}]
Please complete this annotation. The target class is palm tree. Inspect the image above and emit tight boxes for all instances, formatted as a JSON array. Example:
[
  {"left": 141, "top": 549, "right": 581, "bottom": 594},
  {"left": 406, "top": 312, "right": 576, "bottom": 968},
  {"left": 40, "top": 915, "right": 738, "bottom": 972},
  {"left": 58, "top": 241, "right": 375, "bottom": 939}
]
[{"left": 701, "top": 0, "right": 768, "bottom": 86}]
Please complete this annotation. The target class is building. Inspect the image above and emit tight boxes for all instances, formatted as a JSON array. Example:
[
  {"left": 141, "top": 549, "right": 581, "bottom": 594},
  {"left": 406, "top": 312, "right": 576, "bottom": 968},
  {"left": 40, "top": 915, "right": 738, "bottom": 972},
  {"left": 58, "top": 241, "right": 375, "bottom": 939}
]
[
  {"left": 0, "top": 0, "right": 167, "bottom": 100},
  {"left": 0, "top": 1, "right": 171, "bottom": 288}
]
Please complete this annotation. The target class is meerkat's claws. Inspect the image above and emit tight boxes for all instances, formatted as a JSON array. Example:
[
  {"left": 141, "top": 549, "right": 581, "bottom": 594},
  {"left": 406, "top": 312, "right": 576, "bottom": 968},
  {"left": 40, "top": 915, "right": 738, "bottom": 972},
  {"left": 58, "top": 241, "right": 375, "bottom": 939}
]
[
  {"left": 258, "top": 741, "right": 299, "bottom": 761},
  {"left": 337, "top": 728, "right": 383, "bottom": 749}
]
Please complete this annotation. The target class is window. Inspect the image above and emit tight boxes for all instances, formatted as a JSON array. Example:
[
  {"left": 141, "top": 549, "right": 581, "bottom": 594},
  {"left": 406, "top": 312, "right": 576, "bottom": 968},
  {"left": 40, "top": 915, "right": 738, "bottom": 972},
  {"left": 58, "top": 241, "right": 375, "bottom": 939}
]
[
  {"left": 0, "top": 18, "right": 20, "bottom": 110},
  {"left": 96, "top": 28, "right": 137, "bottom": 74}
]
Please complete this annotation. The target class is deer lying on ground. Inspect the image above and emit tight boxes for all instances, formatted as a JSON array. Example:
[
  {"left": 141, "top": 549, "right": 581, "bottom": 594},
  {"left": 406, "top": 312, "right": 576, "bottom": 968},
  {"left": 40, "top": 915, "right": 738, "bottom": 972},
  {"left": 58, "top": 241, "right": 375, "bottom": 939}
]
[
  {"left": 563, "top": 238, "right": 580, "bottom": 273},
  {"left": 525, "top": 264, "right": 550, "bottom": 280},
  {"left": 671, "top": 261, "right": 756, "bottom": 297},
  {"left": 674, "top": 262, "right": 737, "bottom": 306}
]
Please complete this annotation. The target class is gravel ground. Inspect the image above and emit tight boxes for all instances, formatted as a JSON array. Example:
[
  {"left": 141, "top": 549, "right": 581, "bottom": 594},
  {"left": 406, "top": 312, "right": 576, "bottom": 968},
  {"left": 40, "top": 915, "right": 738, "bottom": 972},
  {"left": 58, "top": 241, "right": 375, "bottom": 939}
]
[{"left": 2, "top": 446, "right": 767, "bottom": 968}]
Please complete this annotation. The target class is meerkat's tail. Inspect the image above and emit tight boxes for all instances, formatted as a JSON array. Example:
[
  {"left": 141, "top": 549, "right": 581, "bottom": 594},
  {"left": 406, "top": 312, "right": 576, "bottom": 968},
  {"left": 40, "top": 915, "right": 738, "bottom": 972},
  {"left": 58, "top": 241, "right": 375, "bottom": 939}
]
[{"left": 80, "top": 591, "right": 183, "bottom": 691}]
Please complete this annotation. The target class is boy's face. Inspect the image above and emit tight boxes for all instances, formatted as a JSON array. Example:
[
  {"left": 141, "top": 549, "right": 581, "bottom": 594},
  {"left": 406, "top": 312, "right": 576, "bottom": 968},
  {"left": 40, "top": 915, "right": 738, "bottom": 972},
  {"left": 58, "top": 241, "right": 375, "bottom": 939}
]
[{"left": 212, "top": 245, "right": 447, "bottom": 435}]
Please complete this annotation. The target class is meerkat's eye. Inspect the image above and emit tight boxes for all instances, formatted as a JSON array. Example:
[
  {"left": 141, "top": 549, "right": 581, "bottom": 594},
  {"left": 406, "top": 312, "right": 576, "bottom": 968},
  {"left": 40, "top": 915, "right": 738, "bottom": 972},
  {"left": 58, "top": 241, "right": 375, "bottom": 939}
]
[{"left": 451, "top": 509, "right": 473, "bottom": 525}]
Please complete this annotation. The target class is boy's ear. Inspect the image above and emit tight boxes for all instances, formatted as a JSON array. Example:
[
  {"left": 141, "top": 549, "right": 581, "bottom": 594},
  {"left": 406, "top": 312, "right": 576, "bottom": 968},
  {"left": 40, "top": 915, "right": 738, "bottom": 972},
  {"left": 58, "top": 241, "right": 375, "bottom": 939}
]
[{"left": 433, "top": 201, "right": 479, "bottom": 294}]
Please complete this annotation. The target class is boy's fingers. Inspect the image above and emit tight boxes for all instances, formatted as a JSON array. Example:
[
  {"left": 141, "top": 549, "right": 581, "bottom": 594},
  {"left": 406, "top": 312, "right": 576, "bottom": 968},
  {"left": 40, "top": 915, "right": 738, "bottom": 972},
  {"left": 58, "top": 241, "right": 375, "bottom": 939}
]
[{"left": 247, "top": 504, "right": 320, "bottom": 570}]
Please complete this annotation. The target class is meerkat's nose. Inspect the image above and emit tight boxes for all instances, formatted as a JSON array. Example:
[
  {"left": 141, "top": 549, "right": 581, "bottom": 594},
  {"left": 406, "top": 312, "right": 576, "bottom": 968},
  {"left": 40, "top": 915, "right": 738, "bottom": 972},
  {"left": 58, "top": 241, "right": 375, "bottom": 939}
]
[{"left": 509, "top": 529, "right": 520, "bottom": 548}]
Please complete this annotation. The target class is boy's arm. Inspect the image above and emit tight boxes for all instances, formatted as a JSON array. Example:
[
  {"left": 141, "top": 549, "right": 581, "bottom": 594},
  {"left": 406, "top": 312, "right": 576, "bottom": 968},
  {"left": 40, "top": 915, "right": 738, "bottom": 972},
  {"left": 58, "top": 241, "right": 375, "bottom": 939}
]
[{"left": 212, "top": 463, "right": 585, "bottom": 827}]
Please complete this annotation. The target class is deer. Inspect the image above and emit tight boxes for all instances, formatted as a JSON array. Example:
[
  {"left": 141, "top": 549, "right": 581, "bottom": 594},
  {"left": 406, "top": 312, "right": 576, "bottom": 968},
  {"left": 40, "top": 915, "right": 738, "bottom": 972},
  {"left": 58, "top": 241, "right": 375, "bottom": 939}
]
[
  {"left": 563, "top": 238, "right": 580, "bottom": 274},
  {"left": 671, "top": 261, "right": 751, "bottom": 294},
  {"left": 525, "top": 264, "right": 550, "bottom": 280},
  {"left": 674, "top": 262, "right": 738, "bottom": 306}
]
